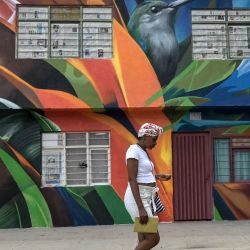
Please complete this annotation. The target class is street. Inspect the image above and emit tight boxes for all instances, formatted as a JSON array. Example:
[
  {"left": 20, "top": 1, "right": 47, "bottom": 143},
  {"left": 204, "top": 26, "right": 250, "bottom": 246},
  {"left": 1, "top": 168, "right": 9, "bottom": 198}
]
[{"left": 0, "top": 221, "right": 250, "bottom": 250}]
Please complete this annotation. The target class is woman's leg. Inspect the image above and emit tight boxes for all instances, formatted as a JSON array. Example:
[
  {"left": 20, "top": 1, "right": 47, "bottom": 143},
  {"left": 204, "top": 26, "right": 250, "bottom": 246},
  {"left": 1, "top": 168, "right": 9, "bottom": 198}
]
[
  {"left": 125, "top": 185, "right": 160, "bottom": 249},
  {"left": 138, "top": 232, "right": 145, "bottom": 242},
  {"left": 135, "top": 231, "right": 160, "bottom": 250}
]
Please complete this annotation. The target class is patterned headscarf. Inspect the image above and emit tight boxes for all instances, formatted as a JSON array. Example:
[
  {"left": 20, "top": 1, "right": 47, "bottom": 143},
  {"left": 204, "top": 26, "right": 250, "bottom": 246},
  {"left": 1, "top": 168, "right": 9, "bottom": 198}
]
[{"left": 138, "top": 123, "right": 163, "bottom": 138}]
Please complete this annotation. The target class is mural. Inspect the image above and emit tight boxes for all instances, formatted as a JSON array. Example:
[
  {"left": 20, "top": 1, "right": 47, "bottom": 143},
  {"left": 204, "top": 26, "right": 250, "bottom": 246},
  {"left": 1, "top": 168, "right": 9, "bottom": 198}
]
[
  {"left": 127, "top": 0, "right": 191, "bottom": 86},
  {"left": 1, "top": 0, "right": 250, "bottom": 228},
  {"left": 214, "top": 182, "right": 250, "bottom": 220}
]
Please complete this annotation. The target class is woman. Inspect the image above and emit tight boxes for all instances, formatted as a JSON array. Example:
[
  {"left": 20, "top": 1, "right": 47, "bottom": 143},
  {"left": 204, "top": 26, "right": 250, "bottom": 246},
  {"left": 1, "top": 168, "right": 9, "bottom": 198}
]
[{"left": 124, "top": 123, "right": 171, "bottom": 250}]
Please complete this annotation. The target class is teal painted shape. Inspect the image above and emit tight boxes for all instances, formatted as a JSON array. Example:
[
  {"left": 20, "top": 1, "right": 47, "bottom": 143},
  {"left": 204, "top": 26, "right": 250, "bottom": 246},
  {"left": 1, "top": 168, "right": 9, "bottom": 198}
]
[
  {"left": 95, "top": 185, "right": 133, "bottom": 224},
  {"left": 0, "top": 198, "right": 20, "bottom": 228},
  {"left": 66, "top": 187, "right": 94, "bottom": 216},
  {"left": 30, "top": 111, "right": 61, "bottom": 132}
]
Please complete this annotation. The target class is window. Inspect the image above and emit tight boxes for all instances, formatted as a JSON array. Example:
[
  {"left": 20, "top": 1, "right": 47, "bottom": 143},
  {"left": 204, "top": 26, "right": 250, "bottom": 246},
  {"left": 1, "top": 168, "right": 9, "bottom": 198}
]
[
  {"left": 214, "top": 138, "right": 250, "bottom": 182},
  {"left": 42, "top": 132, "right": 110, "bottom": 187},
  {"left": 16, "top": 5, "right": 113, "bottom": 59},
  {"left": 234, "top": 150, "right": 250, "bottom": 181},
  {"left": 192, "top": 9, "right": 250, "bottom": 60},
  {"left": 214, "top": 139, "right": 230, "bottom": 182}
]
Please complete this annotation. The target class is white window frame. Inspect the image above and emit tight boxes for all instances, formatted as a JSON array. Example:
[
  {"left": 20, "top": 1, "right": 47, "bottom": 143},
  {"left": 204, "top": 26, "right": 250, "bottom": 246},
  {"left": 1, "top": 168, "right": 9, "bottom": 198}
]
[
  {"left": 16, "top": 5, "right": 113, "bottom": 59},
  {"left": 89, "top": 148, "right": 111, "bottom": 185},
  {"left": 191, "top": 9, "right": 250, "bottom": 60},
  {"left": 41, "top": 131, "right": 111, "bottom": 187}
]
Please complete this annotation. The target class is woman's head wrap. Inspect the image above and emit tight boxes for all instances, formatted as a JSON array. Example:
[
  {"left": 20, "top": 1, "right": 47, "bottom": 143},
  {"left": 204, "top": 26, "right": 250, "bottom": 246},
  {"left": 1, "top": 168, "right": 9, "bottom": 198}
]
[{"left": 138, "top": 123, "right": 163, "bottom": 138}]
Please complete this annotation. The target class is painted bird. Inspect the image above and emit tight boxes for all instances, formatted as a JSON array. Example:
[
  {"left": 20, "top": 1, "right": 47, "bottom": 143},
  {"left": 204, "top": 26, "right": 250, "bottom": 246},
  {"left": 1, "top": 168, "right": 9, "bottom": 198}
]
[{"left": 128, "top": 0, "right": 191, "bottom": 87}]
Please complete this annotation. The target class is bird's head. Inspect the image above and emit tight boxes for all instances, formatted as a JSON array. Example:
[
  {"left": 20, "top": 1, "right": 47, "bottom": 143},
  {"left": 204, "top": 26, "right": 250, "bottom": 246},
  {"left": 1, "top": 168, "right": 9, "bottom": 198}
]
[
  {"left": 128, "top": 0, "right": 191, "bottom": 35},
  {"left": 128, "top": 0, "right": 192, "bottom": 86}
]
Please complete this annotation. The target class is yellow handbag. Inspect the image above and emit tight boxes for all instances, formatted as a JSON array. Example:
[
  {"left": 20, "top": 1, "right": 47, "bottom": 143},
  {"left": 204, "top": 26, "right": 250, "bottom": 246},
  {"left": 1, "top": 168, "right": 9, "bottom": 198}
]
[{"left": 133, "top": 216, "right": 159, "bottom": 233}]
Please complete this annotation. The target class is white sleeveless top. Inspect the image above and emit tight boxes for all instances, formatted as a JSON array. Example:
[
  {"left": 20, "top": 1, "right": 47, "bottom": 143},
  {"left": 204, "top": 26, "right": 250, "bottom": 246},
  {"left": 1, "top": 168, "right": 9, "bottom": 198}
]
[{"left": 126, "top": 144, "right": 156, "bottom": 183}]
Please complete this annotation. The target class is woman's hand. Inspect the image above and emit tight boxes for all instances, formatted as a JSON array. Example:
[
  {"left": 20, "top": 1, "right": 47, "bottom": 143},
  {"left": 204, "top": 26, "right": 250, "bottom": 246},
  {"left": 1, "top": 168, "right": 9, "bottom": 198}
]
[
  {"left": 156, "top": 174, "right": 171, "bottom": 181},
  {"left": 139, "top": 207, "right": 148, "bottom": 224}
]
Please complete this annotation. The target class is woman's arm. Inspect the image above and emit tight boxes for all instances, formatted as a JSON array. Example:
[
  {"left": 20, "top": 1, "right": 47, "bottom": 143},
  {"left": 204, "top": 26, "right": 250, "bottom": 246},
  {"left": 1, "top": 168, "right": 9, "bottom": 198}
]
[
  {"left": 155, "top": 174, "right": 171, "bottom": 181},
  {"left": 127, "top": 158, "right": 148, "bottom": 224}
]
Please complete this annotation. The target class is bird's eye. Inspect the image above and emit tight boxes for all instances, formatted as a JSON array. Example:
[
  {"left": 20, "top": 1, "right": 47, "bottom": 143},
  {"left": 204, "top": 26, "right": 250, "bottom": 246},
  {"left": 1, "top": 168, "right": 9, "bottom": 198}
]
[{"left": 150, "top": 6, "right": 161, "bottom": 14}]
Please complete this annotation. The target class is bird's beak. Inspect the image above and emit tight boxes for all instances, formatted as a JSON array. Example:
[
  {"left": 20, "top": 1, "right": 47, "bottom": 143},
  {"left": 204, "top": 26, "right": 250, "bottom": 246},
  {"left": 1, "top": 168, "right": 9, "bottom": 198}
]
[{"left": 168, "top": 0, "right": 191, "bottom": 8}]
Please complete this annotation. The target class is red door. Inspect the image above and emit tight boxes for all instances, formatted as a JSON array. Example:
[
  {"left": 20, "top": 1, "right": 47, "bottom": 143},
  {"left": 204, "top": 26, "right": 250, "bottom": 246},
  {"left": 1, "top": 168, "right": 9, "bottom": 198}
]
[{"left": 172, "top": 132, "right": 213, "bottom": 221}]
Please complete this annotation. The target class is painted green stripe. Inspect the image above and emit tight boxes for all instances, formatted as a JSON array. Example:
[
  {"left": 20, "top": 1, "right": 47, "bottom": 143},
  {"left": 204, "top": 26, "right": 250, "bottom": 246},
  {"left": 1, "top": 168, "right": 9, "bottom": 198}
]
[
  {"left": 213, "top": 205, "right": 222, "bottom": 221},
  {"left": 45, "top": 59, "right": 104, "bottom": 108},
  {"left": 0, "top": 149, "right": 52, "bottom": 227},
  {"left": 95, "top": 186, "right": 133, "bottom": 224},
  {"left": 30, "top": 111, "right": 60, "bottom": 132},
  {"left": 224, "top": 125, "right": 250, "bottom": 135}
]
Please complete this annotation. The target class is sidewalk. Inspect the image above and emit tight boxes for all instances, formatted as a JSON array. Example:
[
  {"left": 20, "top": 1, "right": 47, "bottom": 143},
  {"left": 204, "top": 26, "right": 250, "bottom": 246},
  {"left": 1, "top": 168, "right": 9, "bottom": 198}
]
[{"left": 0, "top": 221, "right": 250, "bottom": 250}]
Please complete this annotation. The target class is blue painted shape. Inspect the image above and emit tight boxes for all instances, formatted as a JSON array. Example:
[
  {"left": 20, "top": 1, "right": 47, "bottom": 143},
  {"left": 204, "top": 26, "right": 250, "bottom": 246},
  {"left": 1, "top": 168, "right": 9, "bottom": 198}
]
[
  {"left": 204, "top": 60, "right": 250, "bottom": 106},
  {"left": 217, "top": 0, "right": 232, "bottom": 8},
  {"left": 173, "top": 111, "right": 250, "bottom": 131},
  {"left": 174, "top": 0, "right": 210, "bottom": 42},
  {"left": 56, "top": 187, "right": 97, "bottom": 226},
  {"left": 124, "top": 0, "right": 138, "bottom": 15},
  {"left": 233, "top": 0, "right": 250, "bottom": 7}
]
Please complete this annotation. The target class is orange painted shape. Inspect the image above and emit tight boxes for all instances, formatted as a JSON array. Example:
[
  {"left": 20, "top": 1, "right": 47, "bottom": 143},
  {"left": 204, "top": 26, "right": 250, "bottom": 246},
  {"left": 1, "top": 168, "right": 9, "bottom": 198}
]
[
  {"left": 0, "top": 16, "right": 15, "bottom": 32},
  {"left": 0, "top": 1, "right": 16, "bottom": 31},
  {"left": 80, "top": 59, "right": 126, "bottom": 106},
  {"left": 0, "top": 66, "right": 90, "bottom": 109},
  {"left": 0, "top": 0, "right": 16, "bottom": 24},
  {"left": 68, "top": 59, "right": 125, "bottom": 106},
  {"left": 112, "top": 20, "right": 164, "bottom": 108},
  {"left": 36, "top": 89, "right": 90, "bottom": 109},
  {"left": 8, "top": 145, "right": 41, "bottom": 185},
  {"left": 0, "top": 1, "right": 13, "bottom": 18}
]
